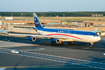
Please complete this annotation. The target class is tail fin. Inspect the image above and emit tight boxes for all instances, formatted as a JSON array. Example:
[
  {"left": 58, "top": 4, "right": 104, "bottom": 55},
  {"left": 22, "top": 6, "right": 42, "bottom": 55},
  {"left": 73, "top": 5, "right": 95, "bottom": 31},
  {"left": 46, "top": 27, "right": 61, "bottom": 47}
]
[{"left": 33, "top": 13, "right": 43, "bottom": 29}]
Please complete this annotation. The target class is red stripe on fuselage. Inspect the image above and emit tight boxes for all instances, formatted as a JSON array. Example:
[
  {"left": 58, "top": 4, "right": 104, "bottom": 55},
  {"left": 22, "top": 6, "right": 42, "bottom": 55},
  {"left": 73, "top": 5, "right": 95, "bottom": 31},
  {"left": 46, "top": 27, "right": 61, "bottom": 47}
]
[{"left": 47, "top": 34, "right": 82, "bottom": 40}]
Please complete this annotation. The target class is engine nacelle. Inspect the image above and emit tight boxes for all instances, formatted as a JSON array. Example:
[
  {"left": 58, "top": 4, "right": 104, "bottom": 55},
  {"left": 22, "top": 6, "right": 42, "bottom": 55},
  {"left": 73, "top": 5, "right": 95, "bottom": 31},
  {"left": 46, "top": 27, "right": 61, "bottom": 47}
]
[
  {"left": 51, "top": 38, "right": 59, "bottom": 44},
  {"left": 27, "top": 36, "right": 36, "bottom": 42}
]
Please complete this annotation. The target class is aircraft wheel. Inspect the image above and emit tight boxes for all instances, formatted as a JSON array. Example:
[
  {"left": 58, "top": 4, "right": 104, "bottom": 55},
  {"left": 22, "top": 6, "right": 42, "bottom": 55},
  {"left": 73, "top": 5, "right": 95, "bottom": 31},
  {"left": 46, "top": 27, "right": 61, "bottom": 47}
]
[
  {"left": 51, "top": 42, "right": 57, "bottom": 45},
  {"left": 68, "top": 41, "right": 74, "bottom": 45},
  {"left": 60, "top": 41, "right": 63, "bottom": 45}
]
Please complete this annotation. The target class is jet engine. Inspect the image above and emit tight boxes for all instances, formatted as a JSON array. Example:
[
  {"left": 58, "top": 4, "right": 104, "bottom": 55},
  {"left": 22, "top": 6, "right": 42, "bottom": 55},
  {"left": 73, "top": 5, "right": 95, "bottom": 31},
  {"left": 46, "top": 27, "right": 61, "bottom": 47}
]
[
  {"left": 51, "top": 38, "right": 59, "bottom": 44},
  {"left": 27, "top": 36, "right": 36, "bottom": 42}
]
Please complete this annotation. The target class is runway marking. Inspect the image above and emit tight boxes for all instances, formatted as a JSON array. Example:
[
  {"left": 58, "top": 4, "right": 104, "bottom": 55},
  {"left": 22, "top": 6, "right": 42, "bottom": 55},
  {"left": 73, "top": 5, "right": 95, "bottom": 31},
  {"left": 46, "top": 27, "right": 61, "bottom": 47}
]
[
  {"left": 25, "top": 44, "right": 33, "bottom": 45},
  {"left": 39, "top": 48, "right": 44, "bottom": 50},
  {"left": 0, "top": 48, "right": 105, "bottom": 70},
  {"left": 0, "top": 68, "right": 6, "bottom": 70},
  {"left": 0, "top": 65, "right": 99, "bottom": 69}
]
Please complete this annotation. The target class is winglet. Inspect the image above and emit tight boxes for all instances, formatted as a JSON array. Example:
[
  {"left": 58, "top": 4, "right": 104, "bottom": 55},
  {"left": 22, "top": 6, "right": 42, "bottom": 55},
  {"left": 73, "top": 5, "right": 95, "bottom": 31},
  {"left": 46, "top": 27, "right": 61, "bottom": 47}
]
[{"left": 33, "top": 13, "right": 37, "bottom": 17}]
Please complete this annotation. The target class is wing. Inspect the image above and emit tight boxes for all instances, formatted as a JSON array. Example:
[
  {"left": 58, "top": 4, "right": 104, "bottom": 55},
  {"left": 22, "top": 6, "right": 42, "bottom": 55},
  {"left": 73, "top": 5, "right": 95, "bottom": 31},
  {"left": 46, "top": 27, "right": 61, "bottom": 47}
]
[{"left": 8, "top": 33, "right": 69, "bottom": 39}]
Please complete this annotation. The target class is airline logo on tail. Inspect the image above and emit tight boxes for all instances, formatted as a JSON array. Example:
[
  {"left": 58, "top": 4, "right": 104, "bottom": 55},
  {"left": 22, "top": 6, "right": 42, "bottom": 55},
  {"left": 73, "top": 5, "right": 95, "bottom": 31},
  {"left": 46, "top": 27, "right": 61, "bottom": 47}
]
[
  {"left": 33, "top": 13, "right": 43, "bottom": 29},
  {"left": 34, "top": 17, "right": 40, "bottom": 26}
]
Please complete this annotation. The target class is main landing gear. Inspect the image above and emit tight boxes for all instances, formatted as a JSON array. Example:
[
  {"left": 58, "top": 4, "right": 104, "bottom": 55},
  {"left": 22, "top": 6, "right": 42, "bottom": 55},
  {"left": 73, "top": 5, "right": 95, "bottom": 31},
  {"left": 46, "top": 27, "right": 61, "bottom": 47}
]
[
  {"left": 51, "top": 42, "right": 57, "bottom": 45},
  {"left": 51, "top": 41, "right": 63, "bottom": 45},
  {"left": 68, "top": 41, "right": 74, "bottom": 45},
  {"left": 60, "top": 41, "right": 63, "bottom": 45},
  {"left": 51, "top": 41, "right": 74, "bottom": 45},
  {"left": 51, "top": 41, "right": 64, "bottom": 45}
]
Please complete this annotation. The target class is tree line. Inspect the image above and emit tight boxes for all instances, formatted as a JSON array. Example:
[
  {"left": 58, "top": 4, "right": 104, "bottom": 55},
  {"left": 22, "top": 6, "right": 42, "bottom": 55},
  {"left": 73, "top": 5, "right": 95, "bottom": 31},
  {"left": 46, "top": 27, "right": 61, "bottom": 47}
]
[{"left": 0, "top": 12, "right": 105, "bottom": 17}]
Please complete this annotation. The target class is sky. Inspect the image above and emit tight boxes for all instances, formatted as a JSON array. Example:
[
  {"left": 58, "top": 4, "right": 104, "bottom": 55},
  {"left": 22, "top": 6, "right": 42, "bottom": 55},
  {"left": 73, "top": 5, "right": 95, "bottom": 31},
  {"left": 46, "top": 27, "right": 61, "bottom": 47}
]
[{"left": 0, "top": 0, "right": 105, "bottom": 12}]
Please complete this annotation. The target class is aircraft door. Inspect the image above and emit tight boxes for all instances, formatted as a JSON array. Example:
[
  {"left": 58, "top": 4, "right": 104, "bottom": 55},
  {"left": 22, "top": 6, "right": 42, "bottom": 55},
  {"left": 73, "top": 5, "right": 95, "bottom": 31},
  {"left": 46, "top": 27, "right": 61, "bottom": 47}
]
[{"left": 28, "top": 29, "right": 30, "bottom": 33}]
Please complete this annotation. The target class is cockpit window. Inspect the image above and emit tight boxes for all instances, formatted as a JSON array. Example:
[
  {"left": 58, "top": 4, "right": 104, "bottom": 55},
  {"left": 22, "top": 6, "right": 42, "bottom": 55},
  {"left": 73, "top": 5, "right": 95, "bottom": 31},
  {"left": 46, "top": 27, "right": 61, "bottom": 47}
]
[
  {"left": 88, "top": 33, "right": 99, "bottom": 36},
  {"left": 94, "top": 34, "right": 99, "bottom": 36}
]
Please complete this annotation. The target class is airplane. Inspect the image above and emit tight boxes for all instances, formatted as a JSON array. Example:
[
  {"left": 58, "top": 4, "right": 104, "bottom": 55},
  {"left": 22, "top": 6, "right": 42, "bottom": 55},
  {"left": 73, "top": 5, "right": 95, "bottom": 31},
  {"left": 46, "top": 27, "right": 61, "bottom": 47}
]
[{"left": 9, "top": 13, "right": 101, "bottom": 48}]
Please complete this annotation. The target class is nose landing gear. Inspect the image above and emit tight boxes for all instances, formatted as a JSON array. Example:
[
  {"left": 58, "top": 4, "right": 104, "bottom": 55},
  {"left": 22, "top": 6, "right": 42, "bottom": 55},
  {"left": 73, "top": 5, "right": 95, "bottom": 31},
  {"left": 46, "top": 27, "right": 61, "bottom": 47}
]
[{"left": 90, "top": 42, "right": 94, "bottom": 48}]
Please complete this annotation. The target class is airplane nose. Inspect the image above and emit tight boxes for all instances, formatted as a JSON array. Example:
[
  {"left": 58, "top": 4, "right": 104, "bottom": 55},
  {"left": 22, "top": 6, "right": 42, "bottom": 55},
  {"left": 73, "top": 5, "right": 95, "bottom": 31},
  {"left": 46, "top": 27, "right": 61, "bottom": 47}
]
[
  {"left": 96, "top": 36, "right": 101, "bottom": 42},
  {"left": 99, "top": 37, "right": 101, "bottom": 40}
]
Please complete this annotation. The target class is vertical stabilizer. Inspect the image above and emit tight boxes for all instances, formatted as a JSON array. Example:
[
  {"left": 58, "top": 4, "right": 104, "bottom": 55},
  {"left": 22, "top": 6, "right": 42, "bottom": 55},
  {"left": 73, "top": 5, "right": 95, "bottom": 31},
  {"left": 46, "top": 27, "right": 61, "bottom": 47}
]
[{"left": 33, "top": 13, "right": 43, "bottom": 29}]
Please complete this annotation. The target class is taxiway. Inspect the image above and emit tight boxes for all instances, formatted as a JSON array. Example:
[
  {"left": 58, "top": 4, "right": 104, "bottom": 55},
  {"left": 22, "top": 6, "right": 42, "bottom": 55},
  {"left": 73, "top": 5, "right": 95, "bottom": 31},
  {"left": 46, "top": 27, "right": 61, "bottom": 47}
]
[{"left": 0, "top": 35, "right": 105, "bottom": 70}]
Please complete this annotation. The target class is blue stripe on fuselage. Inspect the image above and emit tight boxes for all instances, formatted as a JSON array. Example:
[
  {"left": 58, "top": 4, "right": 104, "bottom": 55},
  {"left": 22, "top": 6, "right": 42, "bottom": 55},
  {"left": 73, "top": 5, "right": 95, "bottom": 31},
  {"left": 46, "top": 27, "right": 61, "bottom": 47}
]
[{"left": 38, "top": 28, "right": 99, "bottom": 36}]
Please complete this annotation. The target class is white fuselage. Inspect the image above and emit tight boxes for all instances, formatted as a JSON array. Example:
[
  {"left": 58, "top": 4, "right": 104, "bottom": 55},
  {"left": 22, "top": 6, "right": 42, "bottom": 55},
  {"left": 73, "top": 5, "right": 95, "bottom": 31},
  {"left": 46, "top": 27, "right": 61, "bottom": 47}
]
[{"left": 37, "top": 30, "right": 101, "bottom": 43}]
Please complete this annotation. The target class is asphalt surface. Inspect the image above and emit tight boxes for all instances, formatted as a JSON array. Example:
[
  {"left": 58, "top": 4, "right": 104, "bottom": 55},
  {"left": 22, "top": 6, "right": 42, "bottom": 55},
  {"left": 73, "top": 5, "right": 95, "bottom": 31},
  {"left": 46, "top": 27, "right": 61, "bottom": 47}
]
[{"left": 0, "top": 35, "right": 105, "bottom": 70}]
